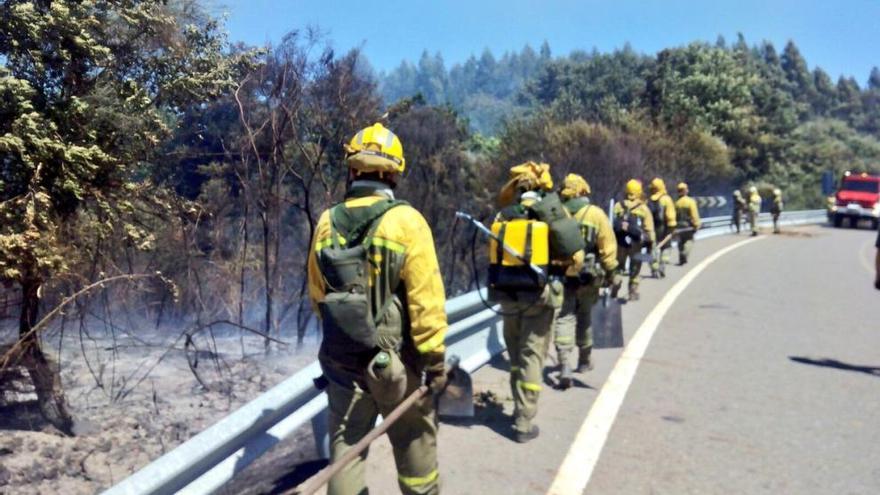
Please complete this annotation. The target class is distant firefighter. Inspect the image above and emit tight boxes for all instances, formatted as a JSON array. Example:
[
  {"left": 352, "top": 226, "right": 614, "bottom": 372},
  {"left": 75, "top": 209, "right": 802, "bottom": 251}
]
[
  {"left": 732, "top": 190, "right": 747, "bottom": 234},
  {"left": 771, "top": 188, "right": 784, "bottom": 234},
  {"left": 747, "top": 186, "right": 762, "bottom": 237},
  {"left": 675, "top": 182, "right": 701, "bottom": 265}
]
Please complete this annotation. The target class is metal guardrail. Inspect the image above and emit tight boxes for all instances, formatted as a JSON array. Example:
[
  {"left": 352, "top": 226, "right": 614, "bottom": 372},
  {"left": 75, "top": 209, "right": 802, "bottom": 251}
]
[{"left": 105, "top": 209, "right": 827, "bottom": 495}]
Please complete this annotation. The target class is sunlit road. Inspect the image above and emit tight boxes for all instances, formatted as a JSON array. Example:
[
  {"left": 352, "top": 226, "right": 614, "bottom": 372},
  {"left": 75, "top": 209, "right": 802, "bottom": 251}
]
[
  {"left": 225, "top": 224, "right": 879, "bottom": 495},
  {"left": 588, "top": 225, "right": 880, "bottom": 494},
  {"left": 356, "top": 225, "right": 879, "bottom": 495}
]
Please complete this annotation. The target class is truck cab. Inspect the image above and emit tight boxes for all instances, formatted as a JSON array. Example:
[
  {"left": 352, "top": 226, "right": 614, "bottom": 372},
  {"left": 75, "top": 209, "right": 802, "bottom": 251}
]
[{"left": 830, "top": 172, "right": 880, "bottom": 229}]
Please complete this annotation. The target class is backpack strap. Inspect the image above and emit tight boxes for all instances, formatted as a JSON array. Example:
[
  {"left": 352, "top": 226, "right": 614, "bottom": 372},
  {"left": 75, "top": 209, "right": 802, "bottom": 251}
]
[{"left": 330, "top": 199, "right": 408, "bottom": 247}]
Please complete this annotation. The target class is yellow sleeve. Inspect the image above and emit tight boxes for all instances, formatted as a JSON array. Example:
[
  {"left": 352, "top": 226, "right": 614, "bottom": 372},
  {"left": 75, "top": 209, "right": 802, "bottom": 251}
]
[
  {"left": 591, "top": 208, "right": 619, "bottom": 272},
  {"left": 399, "top": 209, "right": 448, "bottom": 357},
  {"left": 640, "top": 204, "right": 655, "bottom": 242},
  {"left": 689, "top": 199, "right": 701, "bottom": 229},
  {"left": 307, "top": 210, "right": 332, "bottom": 316},
  {"left": 663, "top": 196, "right": 677, "bottom": 228}
]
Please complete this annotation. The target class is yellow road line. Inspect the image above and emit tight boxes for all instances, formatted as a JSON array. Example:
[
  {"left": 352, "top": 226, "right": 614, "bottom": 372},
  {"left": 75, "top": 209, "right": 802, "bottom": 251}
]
[{"left": 546, "top": 236, "right": 766, "bottom": 495}]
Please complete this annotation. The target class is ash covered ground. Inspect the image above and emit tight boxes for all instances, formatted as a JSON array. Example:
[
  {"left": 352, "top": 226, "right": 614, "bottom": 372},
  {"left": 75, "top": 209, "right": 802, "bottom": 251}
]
[{"left": 0, "top": 324, "right": 320, "bottom": 495}]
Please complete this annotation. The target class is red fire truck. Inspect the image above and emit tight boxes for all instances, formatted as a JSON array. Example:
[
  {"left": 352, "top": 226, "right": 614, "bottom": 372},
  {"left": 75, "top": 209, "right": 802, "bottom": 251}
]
[{"left": 830, "top": 172, "right": 880, "bottom": 229}]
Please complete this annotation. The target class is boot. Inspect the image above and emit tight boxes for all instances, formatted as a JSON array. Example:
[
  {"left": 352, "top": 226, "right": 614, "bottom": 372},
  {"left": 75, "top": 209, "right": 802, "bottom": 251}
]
[
  {"left": 515, "top": 425, "right": 540, "bottom": 443},
  {"left": 628, "top": 284, "right": 640, "bottom": 301},
  {"left": 576, "top": 348, "right": 593, "bottom": 373},
  {"left": 558, "top": 361, "right": 573, "bottom": 390}
]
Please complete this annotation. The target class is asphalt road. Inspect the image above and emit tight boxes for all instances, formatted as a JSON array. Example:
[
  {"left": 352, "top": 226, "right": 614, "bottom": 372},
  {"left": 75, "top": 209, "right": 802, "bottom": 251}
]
[{"left": 248, "top": 224, "right": 878, "bottom": 495}]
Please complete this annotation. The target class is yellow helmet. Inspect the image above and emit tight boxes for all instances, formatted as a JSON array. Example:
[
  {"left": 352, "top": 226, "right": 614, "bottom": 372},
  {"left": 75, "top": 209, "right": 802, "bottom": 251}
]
[
  {"left": 344, "top": 123, "right": 406, "bottom": 174},
  {"left": 649, "top": 177, "right": 667, "bottom": 195},
  {"left": 748, "top": 185, "right": 758, "bottom": 194},
  {"left": 497, "top": 161, "right": 554, "bottom": 207},
  {"left": 561, "top": 173, "right": 591, "bottom": 199},
  {"left": 625, "top": 179, "right": 643, "bottom": 199},
  {"left": 677, "top": 182, "right": 688, "bottom": 194},
  {"left": 773, "top": 188, "right": 782, "bottom": 197}
]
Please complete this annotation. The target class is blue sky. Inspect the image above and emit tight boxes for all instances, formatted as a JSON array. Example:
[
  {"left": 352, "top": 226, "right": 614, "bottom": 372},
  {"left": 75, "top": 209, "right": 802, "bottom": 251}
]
[{"left": 222, "top": 0, "right": 879, "bottom": 82}]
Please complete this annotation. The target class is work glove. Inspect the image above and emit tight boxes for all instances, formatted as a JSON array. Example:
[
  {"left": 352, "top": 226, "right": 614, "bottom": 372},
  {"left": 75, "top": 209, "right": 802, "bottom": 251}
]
[
  {"left": 606, "top": 269, "right": 622, "bottom": 293},
  {"left": 422, "top": 352, "right": 448, "bottom": 395}
]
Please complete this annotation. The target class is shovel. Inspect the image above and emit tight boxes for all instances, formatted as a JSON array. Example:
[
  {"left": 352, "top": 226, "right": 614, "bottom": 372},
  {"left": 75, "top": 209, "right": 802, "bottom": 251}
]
[
  {"left": 632, "top": 227, "right": 695, "bottom": 264},
  {"left": 591, "top": 287, "right": 624, "bottom": 349},
  {"left": 437, "top": 355, "right": 475, "bottom": 418},
  {"left": 291, "top": 357, "right": 473, "bottom": 495}
]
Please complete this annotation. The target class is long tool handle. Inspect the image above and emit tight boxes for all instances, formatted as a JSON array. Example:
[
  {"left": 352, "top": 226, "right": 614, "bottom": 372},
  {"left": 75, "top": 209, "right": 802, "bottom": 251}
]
[
  {"left": 455, "top": 211, "right": 546, "bottom": 280},
  {"left": 656, "top": 226, "right": 696, "bottom": 250},
  {"left": 290, "top": 385, "right": 430, "bottom": 495}
]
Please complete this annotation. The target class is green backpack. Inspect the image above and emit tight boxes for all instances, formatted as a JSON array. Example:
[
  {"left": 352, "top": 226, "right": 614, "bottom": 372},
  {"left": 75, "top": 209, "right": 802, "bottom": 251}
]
[
  {"left": 316, "top": 199, "right": 406, "bottom": 359},
  {"left": 527, "top": 192, "right": 586, "bottom": 259}
]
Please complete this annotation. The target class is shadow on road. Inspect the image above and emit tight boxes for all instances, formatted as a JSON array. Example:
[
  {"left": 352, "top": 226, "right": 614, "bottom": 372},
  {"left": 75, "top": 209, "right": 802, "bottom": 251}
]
[{"left": 789, "top": 356, "right": 880, "bottom": 377}]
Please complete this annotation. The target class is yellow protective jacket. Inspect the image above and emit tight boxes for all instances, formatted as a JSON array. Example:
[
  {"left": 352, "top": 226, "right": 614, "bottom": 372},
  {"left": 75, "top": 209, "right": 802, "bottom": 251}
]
[
  {"left": 614, "top": 198, "right": 656, "bottom": 244},
  {"left": 569, "top": 201, "right": 618, "bottom": 272},
  {"left": 308, "top": 193, "right": 448, "bottom": 359},
  {"left": 649, "top": 192, "right": 677, "bottom": 230},
  {"left": 675, "top": 195, "right": 702, "bottom": 230},
  {"left": 749, "top": 192, "right": 762, "bottom": 214}
]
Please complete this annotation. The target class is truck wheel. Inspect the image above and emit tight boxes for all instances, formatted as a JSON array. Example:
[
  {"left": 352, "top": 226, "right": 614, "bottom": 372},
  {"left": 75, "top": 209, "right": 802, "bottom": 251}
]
[
  {"left": 871, "top": 219, "right": 879, "bottom": 231},
  {"left": 833, "top": 215, "right": 843, "bottom": 228}
]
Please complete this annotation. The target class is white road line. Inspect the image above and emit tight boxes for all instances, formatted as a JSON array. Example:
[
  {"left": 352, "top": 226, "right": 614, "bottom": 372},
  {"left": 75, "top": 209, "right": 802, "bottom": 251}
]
[{"left": 546, "top": 236, "right": 765, "bottom": 495}]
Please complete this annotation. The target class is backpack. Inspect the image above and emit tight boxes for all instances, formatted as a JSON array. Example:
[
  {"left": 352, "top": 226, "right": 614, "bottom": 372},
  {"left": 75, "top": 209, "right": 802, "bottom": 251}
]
[
  {"left": 316, "top": 199, "right": 405, "bottom": 359},
  {"left": 527, "top": 192, "right": 586, "bottom": 259},
  {"left": 488, "top": 205, "right": 550, "bottom": 292},
  {"left": 614, "top": 204, "right": 644, "bottom": 246}
]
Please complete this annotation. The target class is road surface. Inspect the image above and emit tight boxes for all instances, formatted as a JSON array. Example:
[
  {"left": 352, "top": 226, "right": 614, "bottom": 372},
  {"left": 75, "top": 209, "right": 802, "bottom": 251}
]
[{"left": 232, "top": 224, "right": 880, "bottom": 495}]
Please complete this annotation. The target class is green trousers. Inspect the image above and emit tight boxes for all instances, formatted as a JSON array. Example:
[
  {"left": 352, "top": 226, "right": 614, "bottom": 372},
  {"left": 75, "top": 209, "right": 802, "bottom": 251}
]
[
  {"left": 325, "top": 368, "right": 439, "bottom": 495},
  {"left": 678, "top": 231, "right": 695, "bottom": 263},
  {"left": 553, "top": 281, "right": 599, "bottom": 360},
  {"left": 501, "top": 282, "right": 559, "bottom": 434},
  {"left": 617, "top": 242, "right": 644, "bottom": 287}
]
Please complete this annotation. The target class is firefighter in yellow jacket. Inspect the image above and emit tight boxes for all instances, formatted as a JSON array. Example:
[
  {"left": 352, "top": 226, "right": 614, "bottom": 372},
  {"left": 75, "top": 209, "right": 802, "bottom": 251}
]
[
  {"left": 307, "top": 123, "right": 447, "bottom": 495},
  {"left": 647, "top": 178, "right": 677, "bottom": 278},
  {"left": 552, "top": 174, "right": 619, "bottom": 388},
  {"left": 614, "top": 180, "right": 655, "bottom": 301},
  {"left": 674, "top": 182, "right": 701, "bottom": 265},
  {"left": 748, "top": 186, "right": 762, "bottom": 237},
  {"left": 490, "top": 162, "right": 584, "bottom": 443}
]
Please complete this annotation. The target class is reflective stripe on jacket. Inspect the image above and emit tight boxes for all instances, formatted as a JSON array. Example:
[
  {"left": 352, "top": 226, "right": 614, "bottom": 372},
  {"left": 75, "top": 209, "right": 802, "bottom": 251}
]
[
  {"left": 675, "top": 195, "right": 701, "bottom": 230},
  {"left": 570, "top": 203, "right": 619, "bottom": 272},
  {"left": 308, "top": 194, "right": 448, "bottom": 357}
]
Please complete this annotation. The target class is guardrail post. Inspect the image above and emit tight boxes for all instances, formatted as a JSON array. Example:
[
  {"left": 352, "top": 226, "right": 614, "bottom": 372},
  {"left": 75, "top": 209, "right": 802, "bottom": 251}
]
[{"left": 311, "top": 408, "right": 330, "bottom": 459}]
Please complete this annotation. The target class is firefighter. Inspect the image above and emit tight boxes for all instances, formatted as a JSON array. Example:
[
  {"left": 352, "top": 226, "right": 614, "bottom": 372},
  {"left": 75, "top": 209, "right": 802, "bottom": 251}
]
[
  {"left": 747, "top": 186, "right": 762, "bottom": 236},
  {"left": 307, "top": 123, "right": 447, "bottom": 495},
  {"left": 732, "top": 190, "right": 747, "bottom": 234},
  {"left": 552, "top": 174, "right": 619, "bottom": 388},
  {"left": 647, "top": 178, "right": 677, "bottom": 278},
  {"left": 491, "top": 161, "right": 584, "bottom": 442},
  {"left": 771, "top": 188, "right": 784, "bottom": 233},
  {"left": 675, "top": 182, "right": 701, "bottom": 265},
  {"left": 613, "top": 180, "right": 655, "bottom": 301}
]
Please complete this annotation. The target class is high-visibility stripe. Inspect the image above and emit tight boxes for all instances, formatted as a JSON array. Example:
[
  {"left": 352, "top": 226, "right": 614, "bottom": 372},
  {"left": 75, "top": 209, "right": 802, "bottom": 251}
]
[
  {"left": 369, "top": 237, "right": 406, "bottom": 253},
  {"left": 384, "top": 129, "right": 396, "bottom": 148},
  {"left": 416, "top": 331, "right": 445, "bottom": 354},
  {"left": 519, "top": 380, "right": 542, "bottom": 392},
  {"left": 510, "top": 365, "right": 520, "bottom": 372},
  {"left": 315, "top": 236, "right": 347, "bottom": 251},
  {"left": 398, "top": 469, "right": 439, "bottom": 487},
  {"left": 555, "top": 336, "right": 574, "bottom": 344},
  {"left": 355, "top": 130, "right": 365, "bottom": 145}
]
